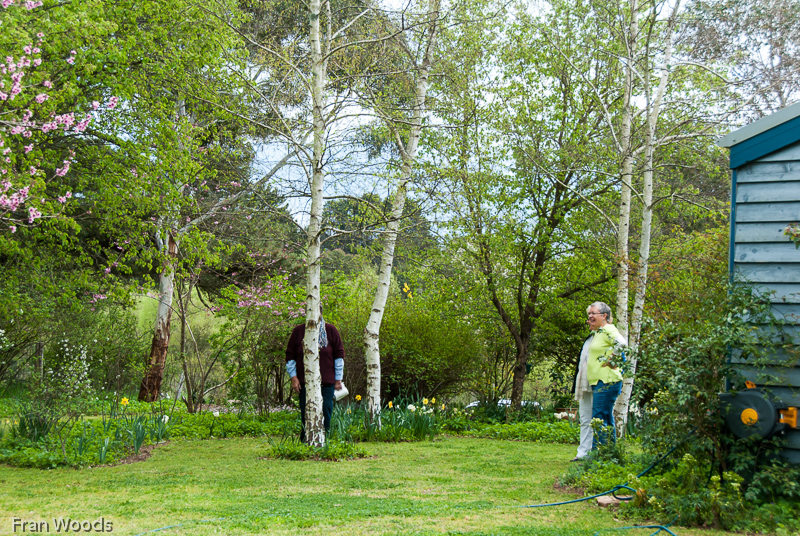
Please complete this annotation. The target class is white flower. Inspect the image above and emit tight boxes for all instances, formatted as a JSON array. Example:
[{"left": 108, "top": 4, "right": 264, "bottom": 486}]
[
  {"left": 213, "top": 410, "right": 220, "bottom": 417},
  {"left": 162, "top": 415, "right": 169, "bottom": 424},
  {"left": 407, "top": 404, "right": 416, "bottom": 412}
]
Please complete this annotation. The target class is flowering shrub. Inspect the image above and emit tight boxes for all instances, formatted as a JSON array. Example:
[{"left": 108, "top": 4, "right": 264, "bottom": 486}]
[{"left": 0, "top": 0, "right": 117, "bottom": 231}]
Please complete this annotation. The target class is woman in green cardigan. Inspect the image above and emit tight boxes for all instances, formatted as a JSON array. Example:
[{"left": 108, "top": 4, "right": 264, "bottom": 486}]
[{"left": 585, "top": 302, "right": 626, "bottom": 448}]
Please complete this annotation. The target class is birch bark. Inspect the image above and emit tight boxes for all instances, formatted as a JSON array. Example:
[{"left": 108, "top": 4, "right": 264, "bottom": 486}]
[
  {"left": 301, "top": 0, "right": 329, "bottom": 447},
  {"left": 364, "top": 0, "right": 441, "bottom": 423},
  {"left": 614, "top": 0, "right": 681, "bottom": 430}
]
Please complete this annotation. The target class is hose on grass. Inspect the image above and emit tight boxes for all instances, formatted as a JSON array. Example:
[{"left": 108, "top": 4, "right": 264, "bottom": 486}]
[{"left": 132, "top": 428, "right": 699, "bottom": 536}]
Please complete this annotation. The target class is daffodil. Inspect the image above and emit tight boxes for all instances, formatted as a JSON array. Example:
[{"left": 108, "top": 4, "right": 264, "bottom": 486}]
[
  {"left": 431, "top": 397, "right": 436, "bottom": 404},
  {"left": 355, "top": 394, "right": 362, "bottom": 402},
  {"left": 120, "top": 397, "right": 129, "bottom": 406},
  {"left": 422, "top": 398, "right": 429, "bottom": 405},
  {"left": 441, "top": 404, "right": 445, "bottom": 411},
  {"left": 388, "top": 401, "right": 393, "bottom": 408}
]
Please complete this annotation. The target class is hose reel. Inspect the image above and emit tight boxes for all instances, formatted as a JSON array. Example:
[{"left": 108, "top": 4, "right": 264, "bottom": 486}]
[{"left": 719, "top": 384, "right": 798, "bottom": 440}]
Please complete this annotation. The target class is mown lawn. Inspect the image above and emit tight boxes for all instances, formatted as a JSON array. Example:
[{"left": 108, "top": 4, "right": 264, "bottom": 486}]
[{"left": 0, "top": 437, "right": 730, "bottom": 536}]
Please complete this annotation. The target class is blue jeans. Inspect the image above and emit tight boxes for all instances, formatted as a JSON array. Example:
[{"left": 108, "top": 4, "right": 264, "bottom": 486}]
[
  {"left": 298, "top": 384, "right": 335, "bottom": 443},
  {"left": 591, "top": 380, "right": 622, "bottom": 448}
]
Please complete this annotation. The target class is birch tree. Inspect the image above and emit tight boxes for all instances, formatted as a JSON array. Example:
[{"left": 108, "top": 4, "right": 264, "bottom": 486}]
[
  {"left": 361, "top": 0, "right": 442, "bottom": 423},
  {"left": 550, "top": 0, "right": 733, "bottom": 428}
]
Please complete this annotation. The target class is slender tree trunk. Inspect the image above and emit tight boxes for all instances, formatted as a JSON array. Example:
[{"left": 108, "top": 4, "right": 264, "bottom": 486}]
[
  {"left": 364, "top": 0, "right": 440, "bottom": 423},
  {"left": 614, "top": 0, "right": 680, "bottom": 431},
  {"left": 614, "top": 0, "right": 637, "bottom": 339},
  {"left": 301, "top": 0, "right": 328, "bottom": 448},
  {"left": 138, "top": 232, "right": 179, "bottom": 402}
]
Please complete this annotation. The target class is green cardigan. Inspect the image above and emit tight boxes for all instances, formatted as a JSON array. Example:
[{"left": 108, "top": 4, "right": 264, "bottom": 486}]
[{"left": 587, "top": 324, "right": 625, "bottom": 386}]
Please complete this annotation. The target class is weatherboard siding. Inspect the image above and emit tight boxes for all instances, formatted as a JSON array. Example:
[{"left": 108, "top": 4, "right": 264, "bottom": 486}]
[{"left": 731, "top": 140, "right": 800, "bottom": 462}]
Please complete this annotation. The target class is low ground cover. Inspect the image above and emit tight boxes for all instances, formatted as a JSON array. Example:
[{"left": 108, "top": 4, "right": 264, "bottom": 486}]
[{"left": 0, "top": 436, "right": 732, "bottom": 536}]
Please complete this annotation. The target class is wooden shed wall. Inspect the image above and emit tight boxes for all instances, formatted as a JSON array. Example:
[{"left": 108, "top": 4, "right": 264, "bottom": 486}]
[{"left": 732, "top": 141, "right": 800, "bottom": 463}]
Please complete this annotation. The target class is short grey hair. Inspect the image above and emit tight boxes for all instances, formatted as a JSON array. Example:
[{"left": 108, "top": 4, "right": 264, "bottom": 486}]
[{"left": 587, "top": 301, "right": 612, "bottom": 322}]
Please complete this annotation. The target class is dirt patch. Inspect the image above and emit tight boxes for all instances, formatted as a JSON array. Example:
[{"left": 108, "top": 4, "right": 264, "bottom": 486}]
[{"left": 95, "top": 442, "right": 168, "bottom": 467}]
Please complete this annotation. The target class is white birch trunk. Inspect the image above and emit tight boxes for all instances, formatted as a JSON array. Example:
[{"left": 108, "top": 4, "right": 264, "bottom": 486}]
[
  {"left": 614, "top": 0, "right": 638, "bottom": 339},
  {"left": 364, "top": 0, "right": 440, "bottom": 423},
  {"left": 614, "top": 0, "right": 681, "bottom": 431},
  {"left": 302, "top": 0, "right": 329, "bottom": 447}
]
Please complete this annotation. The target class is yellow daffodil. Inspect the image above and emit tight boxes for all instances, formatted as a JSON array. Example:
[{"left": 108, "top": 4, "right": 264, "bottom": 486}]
[
  {"left": 422, "top": 398, "right": 429, "bottom": 405},
  {"left": 355, "top": 394, "right": 362, "bottom": 402},
  {"left": 441, "top": 404, "right": 445, "bottom": 411},
  {"left": 431, "top": 397, "right": 436, "bottom": 404},
  {"left": 388, "top": 401, "right": 393, "bottom": 408},
  {"left": 120, "top": 397, "right": 129, "bottom": 406}
]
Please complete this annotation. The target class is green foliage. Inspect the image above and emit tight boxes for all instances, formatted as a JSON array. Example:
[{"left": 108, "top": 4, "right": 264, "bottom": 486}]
[
  {"left": 785, "top": 223, "right": 800, "bottom": 248},
  {"left": 566, "top": 280, "right": 800, "bottom": 531},
  {"left": 463, "top": 420, "right": 579, "bottom": 444},
  {"left": 264, "top": 435, "right": 369, "bottom": 461},
  {"left": 329, "top": 397, "right": 442, "bottom": 443},
  {"left": 324, "top": 268, "right": 481, "bottom": 401}
]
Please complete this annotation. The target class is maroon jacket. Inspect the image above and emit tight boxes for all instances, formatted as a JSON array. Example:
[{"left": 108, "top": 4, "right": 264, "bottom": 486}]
[{"left": 285, "top": 323, "right": 344, "bottom": 386}]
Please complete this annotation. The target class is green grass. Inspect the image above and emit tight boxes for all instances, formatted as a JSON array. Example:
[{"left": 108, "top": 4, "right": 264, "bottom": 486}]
[{"left": 0, "top": 437, "right": 733, "bottom": 536}]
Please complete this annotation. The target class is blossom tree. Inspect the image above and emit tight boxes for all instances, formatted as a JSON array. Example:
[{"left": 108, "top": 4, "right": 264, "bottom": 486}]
[{"left": 0, "top": 0, "right": 116, "bottom": 233}]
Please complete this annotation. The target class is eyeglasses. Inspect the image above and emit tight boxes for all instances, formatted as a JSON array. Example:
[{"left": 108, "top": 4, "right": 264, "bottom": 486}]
[{"left": 587, "top": 312, "right": 605, "bottom": 317}]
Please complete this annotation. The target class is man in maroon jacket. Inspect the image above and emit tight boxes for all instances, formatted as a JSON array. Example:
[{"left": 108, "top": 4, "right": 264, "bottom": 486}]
[{"left": 285, "top": 307, "right": 344, "bottom": 442}]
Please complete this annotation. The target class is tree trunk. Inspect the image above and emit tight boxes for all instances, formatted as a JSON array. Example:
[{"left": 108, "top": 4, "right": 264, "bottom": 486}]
[
  {"left": 614, "top": 0, "right": 681, "bottom": 432},
  {"left": 364, "top": 0, "right": 440, "bottom": 423},
  {"left": 614, "top": 0, "right": 638, "bottom": 339},
  {"left": 301, "top": 0, "right": 328, "bottom": 448},
  {"left": 138, "top": 232, "right": 178, "bottom": 402},
  {"left": 509, "top": 344, "right": 529, "bottom": 415}
]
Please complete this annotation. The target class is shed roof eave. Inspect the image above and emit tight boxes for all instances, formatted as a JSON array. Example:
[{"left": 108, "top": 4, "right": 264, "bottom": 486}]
[{"left": 718, "top": 101, "right": 800, "bottom": 148}]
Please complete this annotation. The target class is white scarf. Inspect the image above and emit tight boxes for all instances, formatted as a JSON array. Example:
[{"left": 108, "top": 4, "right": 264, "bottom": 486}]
[{"left": 574, "top": 335, "right": 593, "bottom": 401}]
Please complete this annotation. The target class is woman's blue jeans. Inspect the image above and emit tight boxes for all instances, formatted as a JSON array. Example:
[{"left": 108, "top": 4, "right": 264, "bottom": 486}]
[{"left": 591, "top": 380, "right": 622, "bottom": 448}]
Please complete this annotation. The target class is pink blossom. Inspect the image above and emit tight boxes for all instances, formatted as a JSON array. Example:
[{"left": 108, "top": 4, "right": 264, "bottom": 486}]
[
  {"left": 55, "top": 160, "right": 70, "bottom": 176},
  {"left": 70, "top": 50, "right": 76, "bottom": 55},
  {"left": 66, "top": 57, "right": 75, "bottom": 65},
  {"left": 24, "top": 144, "right": 32, "bottom": 153},
  {"left": 57, "top": 196, "right": 66, "bottom": 203},
  {"left": 9, "top": 225, "right": 16, "bottom": 233},
  {"left": 107, "top": 96, "right": 119, "bottom": 109},
  {"left": 92, "top": 101, "right": 100, "bottom": 110},
  {"left": 0, "top": 92, "right": 7, "bottom": 101},
  {"left": 75, "top": 117, "right": 90, "bottom": 132},
  {"left": 65, "top": 191, "right": 72, "bottom": 198},
  {"left": 2, "top": 0, "right": 14, "bottom": 8},
  {"left": 32, "top": 58, "right": 41, "bottom": 67},
  {"left": 42, "top": 80, "right": 52, "bottom": 88},
  {"left": 35, "top": 93, "right": 48, "bottom": 103},
  {"left": 25, "top": 0, "right": 43, "bottom": 9},
  {"left": 29, "top": 166, "right": 36, "bottom": 175},
  {"left": 104, "top": 267, "right": 111, "bottom": 274},
  {"left": 27, "top": 206, "right": 41, "bottom": 223},
  {"left": 36, "top": 33, "right": 43, "bottom": 38},
  {"left": 10, "top": 126, "right": 24, "bottom": 135},
  {"left": 23, "top": 45, "right": 32, "bottom": 54}
]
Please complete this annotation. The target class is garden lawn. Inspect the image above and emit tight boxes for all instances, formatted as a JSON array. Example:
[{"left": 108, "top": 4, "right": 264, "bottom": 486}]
[{"left": 0, "top": 437, "right": 731, "bottom": 536}]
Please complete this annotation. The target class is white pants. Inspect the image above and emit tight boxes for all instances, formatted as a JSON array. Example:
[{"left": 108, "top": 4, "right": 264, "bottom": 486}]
[{"left": 576, "top": 391, "right": 593, "bottom": 458}]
